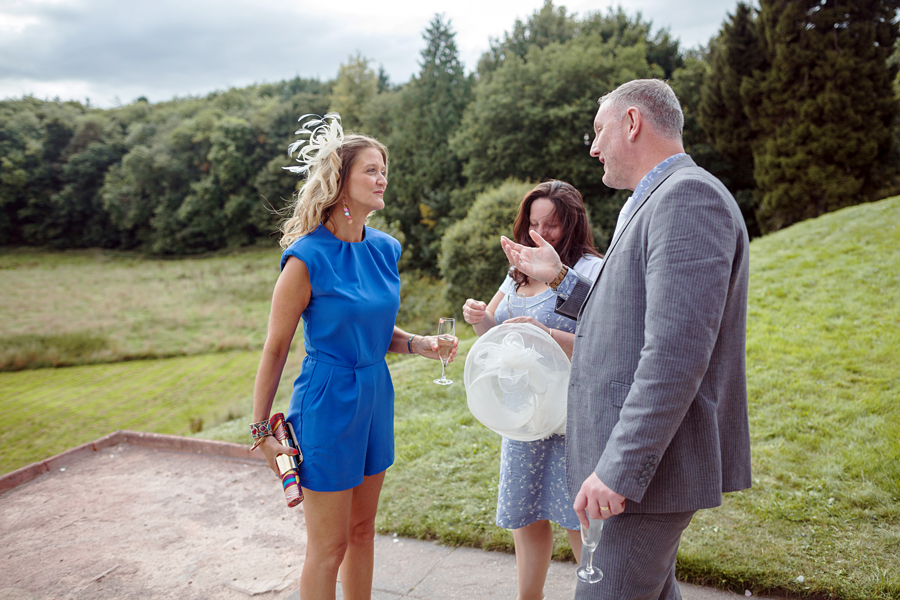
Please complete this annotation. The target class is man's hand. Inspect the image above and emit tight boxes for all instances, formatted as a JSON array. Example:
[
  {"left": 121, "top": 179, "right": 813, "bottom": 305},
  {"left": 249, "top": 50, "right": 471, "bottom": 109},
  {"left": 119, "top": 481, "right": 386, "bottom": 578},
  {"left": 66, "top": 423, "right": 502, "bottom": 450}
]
[
  {"left": 500, "top": 230, "right": 563, "bottom": 284},
  {"left": 573, "top": 472, "right": 626, "bottom": 527}
]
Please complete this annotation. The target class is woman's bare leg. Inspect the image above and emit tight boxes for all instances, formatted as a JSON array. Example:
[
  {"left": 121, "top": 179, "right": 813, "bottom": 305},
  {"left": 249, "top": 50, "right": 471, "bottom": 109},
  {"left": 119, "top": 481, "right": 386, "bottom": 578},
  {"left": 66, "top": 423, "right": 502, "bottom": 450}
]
[
  {"left": 299, "top": 471, "right": 385, "bottom": 600},
  {"left": 512, "top": 520, "right": 554, "bottom": 600},
  {"left": 299, "top": 486, "right": 354, "bottom": 600},
  {"left": 339, "top": 471, "right": 385, "bottom": 600}
]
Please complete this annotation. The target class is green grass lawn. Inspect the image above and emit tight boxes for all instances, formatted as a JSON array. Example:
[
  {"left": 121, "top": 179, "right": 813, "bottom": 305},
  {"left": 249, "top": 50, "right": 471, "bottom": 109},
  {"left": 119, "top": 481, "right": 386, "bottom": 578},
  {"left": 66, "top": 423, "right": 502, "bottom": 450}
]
[
  {"left": 1, "top": 197, "right": 898, "bottom": 598},
  {"left": 0, "top": 350, "right": 302, "bottom": 475},
  {"left": 675, "top": 197, "right": 900, "bottom": 599},
  {"left": 0, "top": 246, "right": 281, "bottom": 370},
  {"left": 0, "top": 245, "right": 446, "bottom": 371}
]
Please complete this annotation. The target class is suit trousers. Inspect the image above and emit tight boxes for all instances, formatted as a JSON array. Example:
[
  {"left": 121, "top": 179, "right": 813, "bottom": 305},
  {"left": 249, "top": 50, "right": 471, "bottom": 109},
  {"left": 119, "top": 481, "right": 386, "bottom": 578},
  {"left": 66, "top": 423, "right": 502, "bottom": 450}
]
[{"left": 576, "top": 510, "right": 695, "bottom": 600}]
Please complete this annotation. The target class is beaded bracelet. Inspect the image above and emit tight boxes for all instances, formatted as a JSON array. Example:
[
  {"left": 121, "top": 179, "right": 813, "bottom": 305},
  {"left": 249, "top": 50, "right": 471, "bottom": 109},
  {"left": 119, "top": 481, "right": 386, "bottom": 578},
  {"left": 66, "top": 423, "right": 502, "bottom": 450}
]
[
  {"left": 407, "top": 335, "right": 417, "bottom": 355},
  {"left": 250, "top": 419, "right": 272, "bottom": 440}
]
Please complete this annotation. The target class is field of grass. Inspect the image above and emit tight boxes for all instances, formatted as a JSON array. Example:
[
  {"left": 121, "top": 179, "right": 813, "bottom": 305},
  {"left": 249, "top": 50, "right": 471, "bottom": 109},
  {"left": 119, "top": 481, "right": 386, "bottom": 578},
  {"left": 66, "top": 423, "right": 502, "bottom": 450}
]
[
  {"left": 0, "top": 350, "right": 304, "bottom": 474},
  {"left": 1, "top": 197, "right": 898, "bottom": 598},
  {"left": 0, "top": 245, "right": 445, "bottom": 371},
  {"left": 0, "top": 246, "right": 279, "bottom": 370},
  {"left": 675, "top": 197, "right": 900, "bottom": 599}
]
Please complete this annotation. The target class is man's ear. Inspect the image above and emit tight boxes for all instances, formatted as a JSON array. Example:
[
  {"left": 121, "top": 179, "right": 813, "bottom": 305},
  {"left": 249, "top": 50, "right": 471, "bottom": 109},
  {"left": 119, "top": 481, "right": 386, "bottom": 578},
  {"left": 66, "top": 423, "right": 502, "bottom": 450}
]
[{"left": 625, "top": 107, "right": 642, "bottom": 142}]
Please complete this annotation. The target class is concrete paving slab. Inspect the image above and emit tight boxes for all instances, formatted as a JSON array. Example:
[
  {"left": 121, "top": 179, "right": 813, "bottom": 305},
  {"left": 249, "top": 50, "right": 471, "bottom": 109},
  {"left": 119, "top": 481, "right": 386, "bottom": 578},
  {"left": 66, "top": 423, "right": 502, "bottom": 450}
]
[
  {"left": 0, "top": 432, "right": 780, "bottom": 600},
  {"left": 371, "top": 534, "right": 455, "bottom": 596},
  {"left": 409, "top": 545, "right": 520, "bottom": 600}
]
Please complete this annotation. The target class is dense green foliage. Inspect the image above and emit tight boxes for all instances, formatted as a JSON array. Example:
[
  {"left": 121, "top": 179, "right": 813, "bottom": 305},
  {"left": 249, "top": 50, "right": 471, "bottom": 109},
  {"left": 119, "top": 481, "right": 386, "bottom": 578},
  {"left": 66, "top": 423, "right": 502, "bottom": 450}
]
[
  {"left": 1, "top": 79, "right": 330, "bottom": 253},
  {"left": 438, "top": 180, "right": 534, "bottom": 311},
  {"left": 452, "top": 6, "right": 681, "bottom": 248},
  {"left": 747, "top": 0, "right": 900, "bottom": 233},
  {"left": 379, "top": 15, "right": 473, "bottom": 273},
  {"left": 698, "top": 2, "right": 765, "bottom": 237},
  {"left": 2, "top": 1, "right": 900, "bottom": 268}
]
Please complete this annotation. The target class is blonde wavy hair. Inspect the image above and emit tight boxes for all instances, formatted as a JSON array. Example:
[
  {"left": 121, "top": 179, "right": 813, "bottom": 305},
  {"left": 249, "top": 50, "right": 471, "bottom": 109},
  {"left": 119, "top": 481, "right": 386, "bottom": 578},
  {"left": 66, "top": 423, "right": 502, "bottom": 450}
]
[{"left": 279, "top": 134, "right": 389, "bottom": 249}]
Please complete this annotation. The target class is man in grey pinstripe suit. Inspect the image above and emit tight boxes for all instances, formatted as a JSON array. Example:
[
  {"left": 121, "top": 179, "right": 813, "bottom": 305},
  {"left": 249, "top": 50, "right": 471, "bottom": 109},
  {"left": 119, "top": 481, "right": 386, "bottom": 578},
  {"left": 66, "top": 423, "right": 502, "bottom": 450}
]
[{"left": 501, "top": 79, "right": 752, "bottom": 600}]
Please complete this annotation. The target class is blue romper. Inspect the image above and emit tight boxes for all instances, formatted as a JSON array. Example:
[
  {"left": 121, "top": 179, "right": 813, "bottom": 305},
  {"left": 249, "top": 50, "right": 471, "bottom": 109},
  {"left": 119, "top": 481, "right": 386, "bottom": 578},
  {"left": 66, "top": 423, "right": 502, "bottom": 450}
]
[{"left": 280, "top": 224, "right": 402, "bottom": 492}]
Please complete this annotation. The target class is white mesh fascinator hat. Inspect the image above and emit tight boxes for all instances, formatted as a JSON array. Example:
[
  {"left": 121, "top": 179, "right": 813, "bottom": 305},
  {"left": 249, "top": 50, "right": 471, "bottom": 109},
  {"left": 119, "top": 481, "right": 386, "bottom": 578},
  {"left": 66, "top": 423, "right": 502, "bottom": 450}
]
[{"left": 464, "top": 323, "right": 570, "bottom": 441}]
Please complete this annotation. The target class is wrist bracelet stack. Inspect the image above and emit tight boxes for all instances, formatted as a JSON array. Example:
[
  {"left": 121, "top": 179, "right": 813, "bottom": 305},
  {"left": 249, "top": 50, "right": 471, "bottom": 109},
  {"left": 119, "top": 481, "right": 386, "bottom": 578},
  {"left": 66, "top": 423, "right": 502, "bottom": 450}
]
[{"left": 250, "top": 419, "right": 272, "bottom": 451}]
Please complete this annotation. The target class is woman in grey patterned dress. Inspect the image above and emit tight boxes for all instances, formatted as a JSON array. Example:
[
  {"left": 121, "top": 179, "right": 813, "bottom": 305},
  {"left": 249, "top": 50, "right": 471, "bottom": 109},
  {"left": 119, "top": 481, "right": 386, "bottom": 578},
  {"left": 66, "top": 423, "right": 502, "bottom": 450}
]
[{"left": 462, "top": 181, "right": 603, "bottom": 600}]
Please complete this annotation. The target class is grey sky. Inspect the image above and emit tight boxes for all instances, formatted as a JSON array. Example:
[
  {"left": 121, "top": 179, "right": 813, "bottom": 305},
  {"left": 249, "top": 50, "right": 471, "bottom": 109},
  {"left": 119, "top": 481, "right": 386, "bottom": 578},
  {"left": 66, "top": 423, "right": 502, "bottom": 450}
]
[{"left": 0, "top": 0, "right": 743, "bottom": 108}]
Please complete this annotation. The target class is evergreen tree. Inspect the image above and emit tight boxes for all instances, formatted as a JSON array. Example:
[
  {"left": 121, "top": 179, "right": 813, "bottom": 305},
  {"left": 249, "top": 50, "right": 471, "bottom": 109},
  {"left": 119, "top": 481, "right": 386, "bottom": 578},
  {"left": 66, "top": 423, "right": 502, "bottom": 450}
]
[
  {"left": 381, "top": 14, "right": 472, "bottom": 273},
  {"left": 698, "top": 2, "right": 766, "bottom": 236},
  {"left": 748, "top": 0, "right": 900, "bottom": 232},
  {"left": 580, "top": 7, "right": 684, "bottom": 78},
  {"left": 452, "top": 11, "right": 674, "bottom": 249},
  {"left": 328, "top": 54, "right": 378, "bottom": 131},
  {"left": 477, "top": 0, "right": 577, "bottom": 76}
]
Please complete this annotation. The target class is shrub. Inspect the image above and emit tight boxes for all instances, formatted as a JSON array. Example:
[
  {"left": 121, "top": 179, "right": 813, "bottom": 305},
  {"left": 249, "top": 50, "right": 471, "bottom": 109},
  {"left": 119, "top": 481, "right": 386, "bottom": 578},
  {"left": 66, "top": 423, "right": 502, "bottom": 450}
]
[{"left": 439, "top": 179, "right": 533, "bottom": 312}]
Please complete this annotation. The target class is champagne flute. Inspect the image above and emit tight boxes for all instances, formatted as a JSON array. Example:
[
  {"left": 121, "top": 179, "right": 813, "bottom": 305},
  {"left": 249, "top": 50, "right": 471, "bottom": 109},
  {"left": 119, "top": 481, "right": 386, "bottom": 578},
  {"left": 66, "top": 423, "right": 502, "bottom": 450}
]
[
  {"left": 577, "top": 515, "right": 603, "bottom": 584},
  {"left": 433, "top": 318, "right": 455, "bottom": 385},
  {"left": 507, "top": 291, "right": 527, "bottom": 320}
]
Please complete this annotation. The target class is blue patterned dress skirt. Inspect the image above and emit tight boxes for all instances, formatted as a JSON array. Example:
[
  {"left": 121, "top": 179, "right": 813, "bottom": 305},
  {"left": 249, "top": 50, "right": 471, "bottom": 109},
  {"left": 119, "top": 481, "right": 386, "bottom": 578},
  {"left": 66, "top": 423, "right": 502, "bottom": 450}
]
[
  {"left": 496, "top": 434, "right": 580, "bottom": 529},
  {"left": 281, "top": 224, "right": 402, "bottom": 493},
  {"left": 492, "top": 255, "right": 602, "bottom": 531}
]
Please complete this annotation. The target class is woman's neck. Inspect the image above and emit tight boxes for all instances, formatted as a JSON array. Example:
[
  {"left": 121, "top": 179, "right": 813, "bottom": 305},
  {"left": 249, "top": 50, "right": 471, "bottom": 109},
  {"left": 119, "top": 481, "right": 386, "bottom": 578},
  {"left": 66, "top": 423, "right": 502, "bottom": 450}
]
[{"left": 325, "top": 212, "right": 365, "bottom": 243}]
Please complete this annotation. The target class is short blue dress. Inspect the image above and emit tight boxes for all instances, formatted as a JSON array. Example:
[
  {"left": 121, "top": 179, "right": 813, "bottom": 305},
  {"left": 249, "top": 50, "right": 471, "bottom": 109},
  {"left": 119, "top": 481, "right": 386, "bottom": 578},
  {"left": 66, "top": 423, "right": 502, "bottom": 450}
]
[
  {"left": 281, "top": 224, "right": 402, "bottom": 492},
  {"left": 493, "top": 255, "right": 602, "bottom": 531}
]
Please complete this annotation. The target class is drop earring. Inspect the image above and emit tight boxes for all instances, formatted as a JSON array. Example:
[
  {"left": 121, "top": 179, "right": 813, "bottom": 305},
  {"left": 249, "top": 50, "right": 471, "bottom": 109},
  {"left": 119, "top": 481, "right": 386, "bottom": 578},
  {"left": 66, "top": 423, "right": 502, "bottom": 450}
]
[{"left": 342, "top": 200, "right": 352, "bottom": 224}]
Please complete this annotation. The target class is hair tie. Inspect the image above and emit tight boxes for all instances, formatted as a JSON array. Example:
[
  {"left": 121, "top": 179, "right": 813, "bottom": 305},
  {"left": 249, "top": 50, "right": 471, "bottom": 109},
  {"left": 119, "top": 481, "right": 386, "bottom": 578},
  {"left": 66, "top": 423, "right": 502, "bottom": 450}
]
[{"left": 283, "top": 113, "right": 344, "bottom": 177}]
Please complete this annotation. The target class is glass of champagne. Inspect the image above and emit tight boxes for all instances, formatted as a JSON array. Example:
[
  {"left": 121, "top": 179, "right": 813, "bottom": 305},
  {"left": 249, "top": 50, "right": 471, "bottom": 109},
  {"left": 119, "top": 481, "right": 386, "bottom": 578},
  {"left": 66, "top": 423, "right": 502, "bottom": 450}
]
[
  {"left": 577, "top": 515, "right": 603, "bottom": 584},
  {"left": 507, "top": 291, "right": 527, "bottom": 319},
  {"left": 433, "top": 318, "right": 455, "bottom": 385}
]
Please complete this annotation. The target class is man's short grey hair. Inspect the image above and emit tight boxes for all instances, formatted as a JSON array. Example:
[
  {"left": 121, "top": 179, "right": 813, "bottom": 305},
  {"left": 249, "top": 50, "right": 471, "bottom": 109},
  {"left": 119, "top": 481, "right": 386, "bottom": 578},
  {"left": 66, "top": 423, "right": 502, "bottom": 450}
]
[{"left": 599, "top": 79, "right": 684, "bottom": 140}]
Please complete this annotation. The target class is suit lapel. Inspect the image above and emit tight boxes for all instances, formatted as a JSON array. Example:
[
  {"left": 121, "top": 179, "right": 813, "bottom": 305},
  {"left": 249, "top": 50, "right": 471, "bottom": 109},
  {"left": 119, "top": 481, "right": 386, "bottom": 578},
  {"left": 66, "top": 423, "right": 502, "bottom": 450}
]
[{"left": 577, "top": 155, "right": 697, "bottom": 315}]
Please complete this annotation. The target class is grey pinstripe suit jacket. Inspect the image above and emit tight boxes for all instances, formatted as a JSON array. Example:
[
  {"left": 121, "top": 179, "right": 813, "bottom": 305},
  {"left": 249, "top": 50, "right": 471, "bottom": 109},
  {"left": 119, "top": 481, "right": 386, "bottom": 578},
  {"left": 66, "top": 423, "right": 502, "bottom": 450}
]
[{"left": 557, "top": 155, "right": 752, "bottom": 513}]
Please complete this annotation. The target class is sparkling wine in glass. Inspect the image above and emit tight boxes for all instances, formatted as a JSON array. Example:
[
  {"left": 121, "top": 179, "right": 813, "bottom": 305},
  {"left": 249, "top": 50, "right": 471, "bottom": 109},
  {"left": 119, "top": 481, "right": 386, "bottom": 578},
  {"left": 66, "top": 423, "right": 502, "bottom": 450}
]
[
  {"left": 577, "top": 516, "right": 603, "bottom": 584},
  {"left": 433, "top": 318, "right": 455, "bottom": 385}
]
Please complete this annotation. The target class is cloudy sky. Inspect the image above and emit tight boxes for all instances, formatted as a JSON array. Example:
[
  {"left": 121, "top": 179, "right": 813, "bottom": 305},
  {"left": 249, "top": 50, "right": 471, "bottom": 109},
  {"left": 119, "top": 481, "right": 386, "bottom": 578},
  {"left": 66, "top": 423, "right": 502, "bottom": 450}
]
[{"left": 0, "top": 0, "right": 742, "bottom": 108}]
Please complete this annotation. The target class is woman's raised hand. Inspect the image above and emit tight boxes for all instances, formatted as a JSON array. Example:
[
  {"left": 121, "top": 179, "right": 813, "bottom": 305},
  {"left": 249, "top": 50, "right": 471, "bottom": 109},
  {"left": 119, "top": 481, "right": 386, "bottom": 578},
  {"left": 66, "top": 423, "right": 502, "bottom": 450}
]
[
  {"left": 500, "top": 230, "right": 563, "bottom": 284},
  {"left": 463, "top": 299, "right": 487, "bottom": 324}
]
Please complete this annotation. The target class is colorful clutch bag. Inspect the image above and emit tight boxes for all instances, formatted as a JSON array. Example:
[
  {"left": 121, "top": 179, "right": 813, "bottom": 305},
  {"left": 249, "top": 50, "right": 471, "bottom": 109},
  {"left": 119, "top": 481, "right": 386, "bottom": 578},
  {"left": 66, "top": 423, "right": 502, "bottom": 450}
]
[{"left": 269, "top": 412, "right": 304, "bottom": 507}]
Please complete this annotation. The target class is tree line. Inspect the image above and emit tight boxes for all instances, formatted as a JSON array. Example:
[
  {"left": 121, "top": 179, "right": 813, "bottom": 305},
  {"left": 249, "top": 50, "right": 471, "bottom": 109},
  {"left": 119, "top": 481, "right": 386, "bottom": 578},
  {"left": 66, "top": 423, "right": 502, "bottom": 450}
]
[{"left": 1, "top": 0, "right": 898, "bottom": 275}]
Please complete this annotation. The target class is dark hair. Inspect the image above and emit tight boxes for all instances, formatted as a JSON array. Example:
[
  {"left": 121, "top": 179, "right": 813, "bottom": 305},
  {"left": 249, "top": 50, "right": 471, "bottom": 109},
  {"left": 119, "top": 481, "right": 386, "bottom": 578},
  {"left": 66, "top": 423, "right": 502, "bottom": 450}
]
[{"left": 510, "top": 180, "right": 602, "bottom": 289}]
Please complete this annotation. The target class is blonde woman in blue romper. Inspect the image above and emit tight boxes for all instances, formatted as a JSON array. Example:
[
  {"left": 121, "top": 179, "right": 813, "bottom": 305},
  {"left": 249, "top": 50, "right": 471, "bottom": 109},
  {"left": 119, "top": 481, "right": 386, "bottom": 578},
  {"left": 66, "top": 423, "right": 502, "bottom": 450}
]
[
  {"left": 463, "top": 181, "right": 602, "bottom": 600},
  {"left": 251, "top": 116, "right": 455, "bottom": 600}
]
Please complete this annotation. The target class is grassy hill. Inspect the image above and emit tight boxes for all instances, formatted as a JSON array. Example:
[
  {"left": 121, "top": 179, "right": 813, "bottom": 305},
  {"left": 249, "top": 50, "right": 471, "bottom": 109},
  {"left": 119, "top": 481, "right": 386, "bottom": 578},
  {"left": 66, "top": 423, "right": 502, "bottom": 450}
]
[{"left": 1, "top": 197, "right": 898, "bottom": 598}]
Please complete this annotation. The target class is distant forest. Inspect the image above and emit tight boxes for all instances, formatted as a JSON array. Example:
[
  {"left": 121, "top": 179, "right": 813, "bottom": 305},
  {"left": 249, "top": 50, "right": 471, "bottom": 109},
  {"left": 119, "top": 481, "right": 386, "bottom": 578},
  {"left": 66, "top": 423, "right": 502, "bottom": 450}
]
[{"left": 2, "top": 0, "right": 899, "bottom": 276}]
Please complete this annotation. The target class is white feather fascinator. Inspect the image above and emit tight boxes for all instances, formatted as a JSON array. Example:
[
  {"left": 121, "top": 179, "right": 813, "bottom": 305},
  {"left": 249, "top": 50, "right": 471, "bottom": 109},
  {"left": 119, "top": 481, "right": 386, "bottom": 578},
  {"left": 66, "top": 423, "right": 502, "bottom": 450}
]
[{"left": 283, "top": 113, "right": 344, "bottom": 176}]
